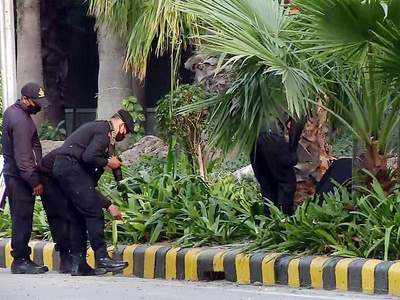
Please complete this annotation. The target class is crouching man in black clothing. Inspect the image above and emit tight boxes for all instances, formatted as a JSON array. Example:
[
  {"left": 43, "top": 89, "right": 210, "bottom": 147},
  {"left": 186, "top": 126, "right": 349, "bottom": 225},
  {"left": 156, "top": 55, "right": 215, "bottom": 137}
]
[
  {"left": 250, "top": 118, "right": 305, "bottom": 216},
  {"left": 39, "top": 149, "right": 123, "bottom": 275},
  {"left": 2, "top": 83, "right": 50, "bottom": 274},
  {"left": 52, "top": 110, "right": 134, "bottom": 275}
]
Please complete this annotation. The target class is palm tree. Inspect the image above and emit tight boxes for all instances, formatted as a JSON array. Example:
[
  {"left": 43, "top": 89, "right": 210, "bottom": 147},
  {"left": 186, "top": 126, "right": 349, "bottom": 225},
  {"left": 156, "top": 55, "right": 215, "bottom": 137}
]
[
  {"left": 178, "top": 0, "right": 318, "bottom": 153},
  {"left": 294, "top": 0, "right": 400, "bottom": 189}
]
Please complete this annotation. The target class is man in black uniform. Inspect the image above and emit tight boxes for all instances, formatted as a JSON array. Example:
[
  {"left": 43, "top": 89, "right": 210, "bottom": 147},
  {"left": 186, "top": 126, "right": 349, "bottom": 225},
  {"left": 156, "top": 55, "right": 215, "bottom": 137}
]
[
  {"left": 39, "top": 149, "right": 123, "bottom": 275},
  {"left": 2, "top": 83, "right": 50, "bottom": 274},
  {"left": 53, "top": 110, "right": 133, "bottom": 274},
  {"left": 250, "top": 117, "right": 305, "bottom": 216},
  {"left": 39, "top": 154, "right": 72, "bottom": 273}
]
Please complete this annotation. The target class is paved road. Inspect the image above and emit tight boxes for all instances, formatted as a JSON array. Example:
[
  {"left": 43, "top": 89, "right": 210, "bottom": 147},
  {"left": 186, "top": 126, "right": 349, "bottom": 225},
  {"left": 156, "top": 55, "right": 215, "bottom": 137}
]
[{"left": 0, "top": 269, "right": 397, "bottom": 300}]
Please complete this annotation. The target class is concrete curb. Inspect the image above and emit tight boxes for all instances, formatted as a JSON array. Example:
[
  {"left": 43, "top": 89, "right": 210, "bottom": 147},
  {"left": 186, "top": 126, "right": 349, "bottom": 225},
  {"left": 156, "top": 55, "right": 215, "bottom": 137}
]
[{"left": 1, "top": 238, "right": 400, "bottom": 296}]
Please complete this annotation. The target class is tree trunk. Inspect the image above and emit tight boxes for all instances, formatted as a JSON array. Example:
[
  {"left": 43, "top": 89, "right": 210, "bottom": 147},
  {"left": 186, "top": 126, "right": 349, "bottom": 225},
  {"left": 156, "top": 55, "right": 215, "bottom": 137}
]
[
  {"left": 16, "top": 0, "right": 44, "bottom": 125},
  {"left": 96, "top": 25, "right": 132, "bottom": 120}
]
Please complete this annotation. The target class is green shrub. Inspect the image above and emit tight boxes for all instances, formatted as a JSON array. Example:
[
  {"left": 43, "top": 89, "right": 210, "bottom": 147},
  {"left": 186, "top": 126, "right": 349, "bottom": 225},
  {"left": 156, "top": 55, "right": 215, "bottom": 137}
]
[
  {"left": 352, "top": 180, "right": 400, "bottom": 261},
  {"left": 0, "top": 200, "right": 51, "bottom": 241},
  {"left": 156, "top": 84, "right": 209, "bottom": 175},
  {"left": 122, "top": 96, "right": 145, "bottom": 143},
  {"left": 247, "top": 187, "right": 358, "bottom": 256},
  {"left": 98, "top": 155, "right": 263, "bottom": 247}
]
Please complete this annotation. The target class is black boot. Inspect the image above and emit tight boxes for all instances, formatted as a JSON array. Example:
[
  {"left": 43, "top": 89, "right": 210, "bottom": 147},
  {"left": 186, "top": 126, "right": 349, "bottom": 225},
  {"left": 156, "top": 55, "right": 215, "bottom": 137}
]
[
  {"left": 96, "top": 256, "right": 128, "bottom": 273},
  {"left": 70, "top": 254, "right": 107, "bottom": 276},
  {"left": 59, "top": 251, "right": 73, "bottom": 274},
  {"left": 11, "top": 258, "right": 49, "bottom": 274}
]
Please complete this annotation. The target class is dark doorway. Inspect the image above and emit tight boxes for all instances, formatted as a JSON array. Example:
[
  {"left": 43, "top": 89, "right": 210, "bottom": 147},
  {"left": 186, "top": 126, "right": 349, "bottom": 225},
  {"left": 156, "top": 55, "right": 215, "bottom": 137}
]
[
  {"left": 41, "top": 0, "right": 99, "bottom": 128},
  {"left": 143, "top": 46, "right": 194, "bottom": 134},
  {"left": 144, "top": 46, "right": 194, "bottom": 108}
]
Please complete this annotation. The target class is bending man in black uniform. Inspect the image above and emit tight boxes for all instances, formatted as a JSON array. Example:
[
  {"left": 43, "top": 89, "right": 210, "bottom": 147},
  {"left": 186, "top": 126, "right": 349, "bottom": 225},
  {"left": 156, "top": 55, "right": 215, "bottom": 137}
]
[
  {"left": 250, "top": 117, "right": 305, "bottom": 216},
  {"left": 39, "top": 149, "right": 123, "bottom": 275},
  {"left": 2, "top": 83, "right": 50, "bottom": 274},
  {"left": 53, "top": 110, "right": 134, "bottom": 274}
]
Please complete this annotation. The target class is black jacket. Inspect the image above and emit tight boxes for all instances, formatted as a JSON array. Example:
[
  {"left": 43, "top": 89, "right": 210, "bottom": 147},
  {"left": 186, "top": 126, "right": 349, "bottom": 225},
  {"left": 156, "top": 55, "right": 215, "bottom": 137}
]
[
  {"left": 260, "top": 118, "right": 306, "bottom": 166},
  {"left": 40, "top": 148, "right": 112, "bottom": 208},
  {"left": 56, "top": 120, "right": 111, "bottom": 183},
  {"left": 2, "top": 102, "right": 42, "bottom": 188}
]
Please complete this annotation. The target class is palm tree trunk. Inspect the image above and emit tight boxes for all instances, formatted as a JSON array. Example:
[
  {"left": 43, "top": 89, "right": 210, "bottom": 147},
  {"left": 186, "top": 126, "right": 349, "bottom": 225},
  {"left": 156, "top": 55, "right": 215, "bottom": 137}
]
[
  {"left": 97, "top": 24, "right": 132, "bottom": 120},
  {"left": 16, "top": 0, "right": 44, "bottom": 125}
]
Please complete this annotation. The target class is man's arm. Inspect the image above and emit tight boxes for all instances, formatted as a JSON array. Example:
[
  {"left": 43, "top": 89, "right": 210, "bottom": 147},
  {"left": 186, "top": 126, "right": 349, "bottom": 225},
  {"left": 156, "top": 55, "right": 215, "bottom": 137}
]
[
  {"left": 95, "top": 189, "right": 123, "bottom": 220},
  {"left": 81, "top": 131, "right": 109, "bottom": 168},
  {"left": 95, "top": 189, "right": 112, "bottom": 208},
  {"left": 13, "top": 120, "right": 41, "bottom": 189}
]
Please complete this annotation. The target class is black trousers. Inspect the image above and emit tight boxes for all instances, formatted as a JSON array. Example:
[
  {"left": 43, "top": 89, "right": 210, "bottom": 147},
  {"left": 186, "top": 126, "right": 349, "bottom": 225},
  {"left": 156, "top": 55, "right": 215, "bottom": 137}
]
[
  {"left": 250, "top": 133, "right": 297, "bottom": 216},
  {"left": 5, "top": 176, "right": 35, "bottom": 259},
  {"left": 53, "top": 155, "right": 107, "bottom": 259},
  {"left": 41, "top": 175, "right": 70, "bottom": 254}
]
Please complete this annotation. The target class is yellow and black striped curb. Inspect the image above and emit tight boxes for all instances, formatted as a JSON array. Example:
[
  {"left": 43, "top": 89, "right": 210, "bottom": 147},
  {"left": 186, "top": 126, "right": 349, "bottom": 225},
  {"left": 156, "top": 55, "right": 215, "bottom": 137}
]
[{"left": 1, "top": 238, "right": 400, "bottom": 296}]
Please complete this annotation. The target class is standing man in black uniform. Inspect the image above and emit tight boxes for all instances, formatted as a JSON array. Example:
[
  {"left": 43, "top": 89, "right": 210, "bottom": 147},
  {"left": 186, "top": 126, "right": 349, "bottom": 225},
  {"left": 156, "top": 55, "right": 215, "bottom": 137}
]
[
  {"left": 250, "top": 117, "right": 305, "bottom": 216},
  {"left": 53, "top": 110, "right": 133, "bottom": 274},
  {"left": 2, "top": 83, "right": 50, "bottom": 274}
]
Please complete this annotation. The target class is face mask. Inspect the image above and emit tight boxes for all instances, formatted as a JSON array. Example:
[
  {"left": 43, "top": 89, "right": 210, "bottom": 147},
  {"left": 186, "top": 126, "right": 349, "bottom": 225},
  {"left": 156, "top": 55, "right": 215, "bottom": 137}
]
[
  {"left": 27, "top": 104, "right": 41, "bottom": 115},
  {"left": 114, "top": 123, "right": 127, "bottom": 142}
]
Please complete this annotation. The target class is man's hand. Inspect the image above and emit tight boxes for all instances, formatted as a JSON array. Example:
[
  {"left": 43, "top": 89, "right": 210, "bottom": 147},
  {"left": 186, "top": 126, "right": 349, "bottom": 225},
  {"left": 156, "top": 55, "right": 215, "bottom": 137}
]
[
  {"left": 33, "top": 184, "right": 44, "bottom": 196},
  {"left": 107, "top": 204, "right": 123, "bottom": 220},
  {"left": 107, "top": 156, "right": 122, "bottom": 170}
]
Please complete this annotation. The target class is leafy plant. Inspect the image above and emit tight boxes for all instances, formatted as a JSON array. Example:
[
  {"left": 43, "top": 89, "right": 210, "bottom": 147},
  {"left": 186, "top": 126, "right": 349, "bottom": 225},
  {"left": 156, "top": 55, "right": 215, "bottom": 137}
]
[
  {"left": 98, "top": 155, "right": 263, "bottom": 247},
  {"left": 38, "top": 121, "right": 66, "bottom": 141},
  {"left": 122, "top": 95, "right": 145, "bottom": 143},
  {"left": 0, "top": 201, "right": 52, "bottom": 241},
  {"left": 157, "top": 84, "right": 211, "bottom": 177},
  {"left": 246, "top": 186, "right": 358, "bottom": 256},
  {"left": 352, "top": 179, "right": 400, "bottom": 260}
]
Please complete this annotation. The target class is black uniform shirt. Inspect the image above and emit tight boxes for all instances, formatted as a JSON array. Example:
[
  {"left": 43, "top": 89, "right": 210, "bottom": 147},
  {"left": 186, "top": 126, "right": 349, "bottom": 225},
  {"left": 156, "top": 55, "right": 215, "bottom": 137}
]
[
  {"left": 56, "top": 120, "right": 111, "bottom": 181},
  {"left": 2, "top": 101, "right": 42, "bottom": 188}
]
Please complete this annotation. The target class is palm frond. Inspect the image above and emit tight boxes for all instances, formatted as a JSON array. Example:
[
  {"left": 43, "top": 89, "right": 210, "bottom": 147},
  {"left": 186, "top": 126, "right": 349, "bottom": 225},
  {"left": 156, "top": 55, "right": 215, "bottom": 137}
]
[
  {"left": 294, "top": 0, "right": 385, "bottom": 66},
  {"left": 88, "top": 0, "right": 198, "bottom": 80}
]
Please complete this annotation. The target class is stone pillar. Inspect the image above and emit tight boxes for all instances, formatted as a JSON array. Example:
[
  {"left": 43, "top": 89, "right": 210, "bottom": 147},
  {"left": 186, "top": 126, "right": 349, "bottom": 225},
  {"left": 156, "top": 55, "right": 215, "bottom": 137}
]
[
  {"left": 97, "top": 25, "right": 132, "bottom": 120},
  {"left": 0, "top": 0, "right": 17, "bottom": 110}
]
